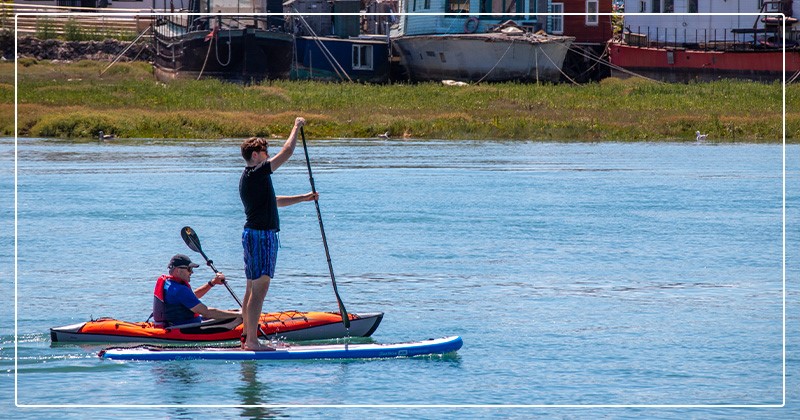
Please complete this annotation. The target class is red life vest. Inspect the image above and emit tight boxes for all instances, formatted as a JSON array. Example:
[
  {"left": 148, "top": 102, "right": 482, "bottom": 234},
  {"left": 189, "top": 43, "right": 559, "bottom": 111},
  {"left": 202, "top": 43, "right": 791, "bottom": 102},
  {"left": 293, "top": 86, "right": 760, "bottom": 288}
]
[{"left": 152, "top": 274, "right": 198, "bottom": 326}]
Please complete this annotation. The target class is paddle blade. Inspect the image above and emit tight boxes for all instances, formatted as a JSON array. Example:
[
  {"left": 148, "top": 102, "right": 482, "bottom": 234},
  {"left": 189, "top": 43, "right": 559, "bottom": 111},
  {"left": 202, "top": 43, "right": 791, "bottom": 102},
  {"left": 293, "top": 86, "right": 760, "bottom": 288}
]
[{"left": 180, "top": 226, "right": 202, "bottom": 253}]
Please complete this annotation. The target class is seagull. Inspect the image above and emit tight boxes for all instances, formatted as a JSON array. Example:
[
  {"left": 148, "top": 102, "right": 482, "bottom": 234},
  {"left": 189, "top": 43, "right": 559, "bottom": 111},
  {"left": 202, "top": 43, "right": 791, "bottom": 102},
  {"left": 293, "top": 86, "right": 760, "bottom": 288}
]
[
  {"left": 695, "top": 131, "right": 708, "bottom": 142},
  {"left": 377, "top": 131, "right": 390, "bottom": 139},
  {"left": 98, "top": 130, "right": 116, "bottom": 141}
]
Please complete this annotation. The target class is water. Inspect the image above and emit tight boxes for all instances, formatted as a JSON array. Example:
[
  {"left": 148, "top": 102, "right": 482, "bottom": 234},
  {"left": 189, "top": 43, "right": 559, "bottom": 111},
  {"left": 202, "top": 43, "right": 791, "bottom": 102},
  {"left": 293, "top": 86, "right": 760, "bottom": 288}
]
[{"left": 2, "top": 138, "right": 797, "bottom": 418}]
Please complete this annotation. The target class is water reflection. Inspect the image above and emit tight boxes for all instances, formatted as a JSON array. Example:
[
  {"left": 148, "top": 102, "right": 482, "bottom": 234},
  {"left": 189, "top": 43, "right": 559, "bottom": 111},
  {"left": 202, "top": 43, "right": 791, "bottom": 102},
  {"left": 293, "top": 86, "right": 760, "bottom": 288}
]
[
  {"left": 152, "top": 363, "right": 201, "bottom": 405},
  {"left": 236, "top": 361, "right": 282, "bottom": 419}
]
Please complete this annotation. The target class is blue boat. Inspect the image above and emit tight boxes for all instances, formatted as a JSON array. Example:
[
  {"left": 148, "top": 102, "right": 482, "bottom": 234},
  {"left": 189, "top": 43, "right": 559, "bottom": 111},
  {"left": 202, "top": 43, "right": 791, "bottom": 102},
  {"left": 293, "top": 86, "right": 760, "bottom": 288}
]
[
  {"left": 291, "top": 35, "right": 391, "bottom": 83},
  {"left": 286, "top": 0, "right": 392, "bottom": 82}
]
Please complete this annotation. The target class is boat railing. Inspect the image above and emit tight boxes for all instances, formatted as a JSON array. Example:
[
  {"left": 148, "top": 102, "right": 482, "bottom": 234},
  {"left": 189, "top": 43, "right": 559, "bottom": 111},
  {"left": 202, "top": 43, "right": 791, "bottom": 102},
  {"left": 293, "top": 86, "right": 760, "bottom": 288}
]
[
  {"left": 153, "top": 14, "right": 276, "bottom": 38},
  {"left": 623, "top": 25, "right": 797, "bottom": 51}
]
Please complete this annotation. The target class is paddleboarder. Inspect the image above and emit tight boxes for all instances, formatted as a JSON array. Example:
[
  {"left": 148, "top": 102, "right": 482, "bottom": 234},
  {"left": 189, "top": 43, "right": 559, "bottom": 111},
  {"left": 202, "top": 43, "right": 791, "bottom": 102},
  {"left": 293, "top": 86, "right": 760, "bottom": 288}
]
[
  {"left": 239, "top": 117, "right": 318, "bottom": 350},
  {"left": 152, "top": 254, "right": 242, "bottom": 327}
]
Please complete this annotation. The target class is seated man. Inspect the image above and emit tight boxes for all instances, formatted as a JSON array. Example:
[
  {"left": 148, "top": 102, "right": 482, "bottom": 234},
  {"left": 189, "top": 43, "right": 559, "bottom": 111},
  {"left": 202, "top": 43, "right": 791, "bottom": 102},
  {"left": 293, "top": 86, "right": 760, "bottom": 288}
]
[{"left": 153, "top": 254, "right": 241, "bottom": 328}]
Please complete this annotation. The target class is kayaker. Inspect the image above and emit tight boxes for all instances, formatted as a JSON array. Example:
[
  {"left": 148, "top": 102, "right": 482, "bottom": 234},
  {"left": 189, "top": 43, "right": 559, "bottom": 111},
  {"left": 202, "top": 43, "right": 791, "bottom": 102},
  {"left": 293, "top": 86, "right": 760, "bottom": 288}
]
[
  {"left": 239, "top": 117, "right": 318, "bottom": 350},
  {"left": 152, "top": 254, "right": 242, "bottom": 327}
]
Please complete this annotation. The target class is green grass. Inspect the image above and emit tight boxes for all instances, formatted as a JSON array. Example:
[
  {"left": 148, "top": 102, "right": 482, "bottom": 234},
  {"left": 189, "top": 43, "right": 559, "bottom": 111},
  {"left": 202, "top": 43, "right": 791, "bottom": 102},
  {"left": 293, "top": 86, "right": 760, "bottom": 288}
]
[{"left": 2, "top": 60, "right": 796, "bottom": 142}]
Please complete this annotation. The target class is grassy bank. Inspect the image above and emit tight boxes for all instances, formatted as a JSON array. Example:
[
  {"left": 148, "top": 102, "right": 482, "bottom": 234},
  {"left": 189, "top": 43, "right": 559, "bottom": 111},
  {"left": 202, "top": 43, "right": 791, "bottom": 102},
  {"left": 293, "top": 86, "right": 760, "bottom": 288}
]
[{"left": 1, "top": 60, "right": 797, "bottom": 142}]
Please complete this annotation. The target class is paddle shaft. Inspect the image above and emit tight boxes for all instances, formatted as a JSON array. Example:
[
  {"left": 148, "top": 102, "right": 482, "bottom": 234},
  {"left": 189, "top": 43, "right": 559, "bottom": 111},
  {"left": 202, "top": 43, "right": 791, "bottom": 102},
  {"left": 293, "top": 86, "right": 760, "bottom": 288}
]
[
  {"left": 300, "top": 127, "right": 350, "bottom": 328},
  {"left": 181, "top": 227, "right": 269, "bottom": 338},
  {"left": 196, "top": 247, "right": 242, "bottom": 308}
]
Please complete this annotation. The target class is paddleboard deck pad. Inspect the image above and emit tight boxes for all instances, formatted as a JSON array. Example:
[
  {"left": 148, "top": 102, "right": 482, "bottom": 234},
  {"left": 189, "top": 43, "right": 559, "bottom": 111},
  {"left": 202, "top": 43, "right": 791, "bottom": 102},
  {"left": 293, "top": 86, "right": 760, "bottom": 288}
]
[{"left": 98, "top": 336, "right": 463, "bottom": 361}]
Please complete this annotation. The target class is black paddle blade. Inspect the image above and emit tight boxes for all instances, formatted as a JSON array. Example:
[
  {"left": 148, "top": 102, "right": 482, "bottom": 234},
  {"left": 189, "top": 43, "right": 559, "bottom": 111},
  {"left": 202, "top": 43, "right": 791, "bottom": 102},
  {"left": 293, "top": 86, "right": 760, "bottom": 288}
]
[{"left": 180, "top": 226, "right": 202, "bottom": 253}]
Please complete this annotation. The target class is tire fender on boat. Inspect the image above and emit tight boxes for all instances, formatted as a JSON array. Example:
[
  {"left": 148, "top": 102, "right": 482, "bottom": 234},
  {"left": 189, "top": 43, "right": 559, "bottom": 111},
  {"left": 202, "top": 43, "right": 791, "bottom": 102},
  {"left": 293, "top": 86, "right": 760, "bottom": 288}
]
[{"left": 464, "top": 17, "right": 479, "bottom": 34}]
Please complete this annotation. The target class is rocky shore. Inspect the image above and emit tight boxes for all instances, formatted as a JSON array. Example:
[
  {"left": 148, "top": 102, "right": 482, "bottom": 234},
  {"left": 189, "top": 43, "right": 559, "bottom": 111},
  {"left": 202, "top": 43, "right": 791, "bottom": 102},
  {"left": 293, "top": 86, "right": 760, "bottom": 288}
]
[{"left": 3, "top": 36, "right": 152, "bottom": 62}]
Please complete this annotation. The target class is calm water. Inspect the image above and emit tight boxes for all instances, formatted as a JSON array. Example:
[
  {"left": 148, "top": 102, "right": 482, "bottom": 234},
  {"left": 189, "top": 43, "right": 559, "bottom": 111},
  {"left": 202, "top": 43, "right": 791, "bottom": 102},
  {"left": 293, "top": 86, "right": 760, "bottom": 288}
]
[{"left": 1, "top": 138, "right": 798, "bottom": 418}]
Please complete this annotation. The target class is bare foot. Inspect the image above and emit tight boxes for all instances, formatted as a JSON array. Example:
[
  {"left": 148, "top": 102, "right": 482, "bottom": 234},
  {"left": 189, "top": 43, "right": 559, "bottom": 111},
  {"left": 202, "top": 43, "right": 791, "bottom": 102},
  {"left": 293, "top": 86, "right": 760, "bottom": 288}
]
[{"left": 242, "top": 341, "right": 276, "bottom": 351}]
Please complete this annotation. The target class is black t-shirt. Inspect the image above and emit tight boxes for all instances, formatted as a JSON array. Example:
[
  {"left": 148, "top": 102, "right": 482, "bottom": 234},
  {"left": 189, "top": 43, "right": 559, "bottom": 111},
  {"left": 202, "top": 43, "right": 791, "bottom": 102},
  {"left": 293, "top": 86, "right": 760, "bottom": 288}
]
[{"left": 239, "top": 160, "right": 279, "bottom": 230}]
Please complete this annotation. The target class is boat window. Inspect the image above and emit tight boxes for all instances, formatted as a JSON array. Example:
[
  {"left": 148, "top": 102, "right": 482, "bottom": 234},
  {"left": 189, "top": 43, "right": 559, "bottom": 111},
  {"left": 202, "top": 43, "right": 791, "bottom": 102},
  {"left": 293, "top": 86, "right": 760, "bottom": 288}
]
[
  {"left": 664, "top": 0, "right": 674, "bottom": 13},
  {"left": 352, "top": 45, "right": 374, "bottom": 70},
  {"left": 586, "top": 0, "right": 599, "bottom": 25},
  {"left": 688, "top": 0, "right": 698, "bottom": 13},
  {"left": 479, "top": 0, "right": 520, "bottom": 16},
  {"left": 651, "top": 0, "right": 660, "bottom": 13},
  {"left": 551, "top": 2, "right": 564, "bottom": 34},
  {"left": 639, "top": 1, "right": 646, "bottom": 13},
  {"left": 447, "top": 0, "right": 470, "bottom": 13}
]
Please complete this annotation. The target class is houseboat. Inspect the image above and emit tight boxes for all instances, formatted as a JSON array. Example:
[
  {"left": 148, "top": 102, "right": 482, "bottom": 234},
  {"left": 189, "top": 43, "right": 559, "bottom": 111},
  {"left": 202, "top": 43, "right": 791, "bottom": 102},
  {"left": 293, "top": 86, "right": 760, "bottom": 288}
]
[
  {"left": 152, "top": 0, "right": 293, "bottom": 82},
  {"left": 285, "top": 0, "right": 391, "bottom": 83},
  {"left": 390, "top": 0, "right": 575, "bottom": 83},
  {"left": 609, "top": 0, "right": 800, "bottom": 81}
]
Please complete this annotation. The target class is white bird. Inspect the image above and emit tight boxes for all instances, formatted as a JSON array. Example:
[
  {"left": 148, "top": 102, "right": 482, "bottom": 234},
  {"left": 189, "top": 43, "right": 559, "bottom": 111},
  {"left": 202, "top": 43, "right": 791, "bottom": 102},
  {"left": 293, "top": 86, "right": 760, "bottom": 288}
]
[
  {"left": 695, "top": 131, "right": 708, "bottom": 142},
  {"left": 377, "top": 131, "right": 390, "bottom": 139}
]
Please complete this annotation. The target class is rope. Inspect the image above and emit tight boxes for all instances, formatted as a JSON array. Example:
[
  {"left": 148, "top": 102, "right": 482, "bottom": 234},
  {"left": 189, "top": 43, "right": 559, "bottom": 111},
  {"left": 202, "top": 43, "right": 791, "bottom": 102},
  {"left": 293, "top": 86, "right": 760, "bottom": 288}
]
[
  {"left": 293, "top": 9, "right": 352, "bottom": 82},
  {"left": 474, "top": 37, "right": 516, "bottom": 85},
  {"left": 537, "top": 41, "right": 581, "bottom": 86},
  {"left": 571, "top": 42, "right": 665, "bottom": 83},
  {"left": 787, "top": 68, "right": 800, "bottom": 84},
  {"left": 215, "top": 27, "right": 232, "bottom": 67},
  {"left": 100, "top": 25, "right": 152, "bottom": 75},
  {"left": 197, "top": 30, "right": 215, "bottom": 80}
]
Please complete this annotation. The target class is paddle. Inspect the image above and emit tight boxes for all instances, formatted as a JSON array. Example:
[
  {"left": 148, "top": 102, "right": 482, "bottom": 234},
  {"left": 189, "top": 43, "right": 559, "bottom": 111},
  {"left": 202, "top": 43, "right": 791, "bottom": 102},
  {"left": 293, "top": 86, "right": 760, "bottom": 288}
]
[
  {"left": 300, "top": 127, "right": 351, "bottom": 328},
  {"left": 180, "top": 226, "right": 243, "bottom": 306},
  {"left": 180, "top": 226, "right": 269, "bottom": 338}
]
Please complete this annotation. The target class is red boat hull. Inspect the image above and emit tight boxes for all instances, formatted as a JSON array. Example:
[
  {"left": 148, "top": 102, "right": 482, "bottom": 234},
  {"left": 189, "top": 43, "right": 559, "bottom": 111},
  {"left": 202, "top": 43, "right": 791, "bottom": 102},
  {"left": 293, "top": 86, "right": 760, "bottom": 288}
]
[
  {"left": 50, "top": 311, "right": 383, "bottom": 344},
  {"left": 608, "top": 42, "right": 800, "bottom": 81}
]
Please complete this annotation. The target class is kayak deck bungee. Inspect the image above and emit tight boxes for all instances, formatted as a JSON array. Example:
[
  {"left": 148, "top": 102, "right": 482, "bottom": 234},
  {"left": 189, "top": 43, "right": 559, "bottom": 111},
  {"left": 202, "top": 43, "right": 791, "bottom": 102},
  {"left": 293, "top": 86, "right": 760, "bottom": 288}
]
[
  {"left": 98, "top": 335, "right": 463, "bottom": 361},
  {"left": 51, "top": 311, "right": 383, "bottom": 344}
]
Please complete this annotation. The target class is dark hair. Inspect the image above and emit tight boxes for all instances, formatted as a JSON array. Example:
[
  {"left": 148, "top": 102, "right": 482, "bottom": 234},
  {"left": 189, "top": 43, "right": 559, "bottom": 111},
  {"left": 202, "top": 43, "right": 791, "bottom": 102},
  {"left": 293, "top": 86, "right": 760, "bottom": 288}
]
[{"left": 241, "top": 137, "right": 268, "bottom": 161}]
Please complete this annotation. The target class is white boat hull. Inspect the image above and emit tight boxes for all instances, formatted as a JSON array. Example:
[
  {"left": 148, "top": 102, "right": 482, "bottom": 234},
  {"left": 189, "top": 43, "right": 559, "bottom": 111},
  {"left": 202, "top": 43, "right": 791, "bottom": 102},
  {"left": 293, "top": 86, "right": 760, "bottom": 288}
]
[{"left": 394, "top": 33, "right": 574, "bottom": 83}]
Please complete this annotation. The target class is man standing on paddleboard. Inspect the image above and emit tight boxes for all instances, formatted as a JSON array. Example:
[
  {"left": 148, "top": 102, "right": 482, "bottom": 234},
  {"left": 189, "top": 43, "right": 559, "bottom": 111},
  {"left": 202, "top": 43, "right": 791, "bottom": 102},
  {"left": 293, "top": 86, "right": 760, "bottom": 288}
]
[{"left": 239, "top": 117, "right": 318, "bottom": 350}]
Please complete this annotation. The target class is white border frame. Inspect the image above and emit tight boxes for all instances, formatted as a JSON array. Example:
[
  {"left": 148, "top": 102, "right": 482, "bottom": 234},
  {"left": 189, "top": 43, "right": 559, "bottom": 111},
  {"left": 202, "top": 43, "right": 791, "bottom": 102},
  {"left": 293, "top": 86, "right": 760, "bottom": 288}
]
[{"left": 13, "top": 10, "right": 787, "bottom": 409}]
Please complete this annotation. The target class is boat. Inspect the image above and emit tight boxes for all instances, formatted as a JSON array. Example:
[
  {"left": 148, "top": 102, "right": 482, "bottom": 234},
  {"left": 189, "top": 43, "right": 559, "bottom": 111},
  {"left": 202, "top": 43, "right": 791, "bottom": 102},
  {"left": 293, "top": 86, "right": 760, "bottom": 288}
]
[
  {"left": 152, "top": 0, "right": 293, "bottom": 82},
  {"left": 98, "top": 335, "right": 463, "bottom": 360},
  {"left": 291, "top": 35, "right": 392, "bottom": 83},
  {"left": 286, "top": 0, "right": 391, "bottom": 83},
  {"left": 390, "top": 1, "right": 575, "bottom": 82},
  {"left": 51, "top": 311, "right": 384, "bottom": 344},
  {"left": 609, "top": 0, "right": 800, "bottom": 82}
]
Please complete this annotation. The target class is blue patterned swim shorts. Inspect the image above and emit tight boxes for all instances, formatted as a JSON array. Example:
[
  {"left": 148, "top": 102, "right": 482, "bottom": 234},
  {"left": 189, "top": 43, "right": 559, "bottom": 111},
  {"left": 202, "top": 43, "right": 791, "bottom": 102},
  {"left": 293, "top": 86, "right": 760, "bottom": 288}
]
[{"left": 242, "top": 228, "right": 278, "bottom": 280}]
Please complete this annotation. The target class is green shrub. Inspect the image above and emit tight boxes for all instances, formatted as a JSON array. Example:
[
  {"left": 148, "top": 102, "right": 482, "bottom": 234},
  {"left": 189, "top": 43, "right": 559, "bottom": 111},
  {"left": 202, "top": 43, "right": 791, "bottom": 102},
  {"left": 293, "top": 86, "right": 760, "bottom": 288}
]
[{"left": 35, "top": 18, "right": 57, "bottom": 40}]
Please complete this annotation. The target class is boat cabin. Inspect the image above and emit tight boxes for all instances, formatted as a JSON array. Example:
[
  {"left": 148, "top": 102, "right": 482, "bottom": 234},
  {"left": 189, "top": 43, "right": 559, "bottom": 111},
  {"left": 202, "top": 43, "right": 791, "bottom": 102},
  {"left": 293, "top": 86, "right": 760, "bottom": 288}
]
[
  {"left": 557, "top": 0, "right": 612, "bottom": 45},
  {"left": 394, "top": 0, "right": 552, "bottom": 36},
  {"left": 393, "top": 1, "right": 613, "bottom": 46},
  {"left": 621, "top": 0, "right": 800, "bottom": 45}
]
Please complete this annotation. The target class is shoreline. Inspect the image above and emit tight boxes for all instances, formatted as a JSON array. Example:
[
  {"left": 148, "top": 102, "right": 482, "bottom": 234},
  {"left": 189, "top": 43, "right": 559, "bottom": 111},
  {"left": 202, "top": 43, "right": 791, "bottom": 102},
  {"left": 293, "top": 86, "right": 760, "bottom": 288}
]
[{"left": 2, "top": 61, "right": 796, "bottom": 143}]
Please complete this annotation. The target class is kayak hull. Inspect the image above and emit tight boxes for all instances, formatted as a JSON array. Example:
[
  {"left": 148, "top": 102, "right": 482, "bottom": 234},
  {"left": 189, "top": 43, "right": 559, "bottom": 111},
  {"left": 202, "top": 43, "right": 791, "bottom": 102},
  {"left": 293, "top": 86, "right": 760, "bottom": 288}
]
[
  {"left": 51, "top": 311, "right": 383, "bottom": 344},
  {"left": 99, "top": 336, "right": 463, "bottom": 361}
]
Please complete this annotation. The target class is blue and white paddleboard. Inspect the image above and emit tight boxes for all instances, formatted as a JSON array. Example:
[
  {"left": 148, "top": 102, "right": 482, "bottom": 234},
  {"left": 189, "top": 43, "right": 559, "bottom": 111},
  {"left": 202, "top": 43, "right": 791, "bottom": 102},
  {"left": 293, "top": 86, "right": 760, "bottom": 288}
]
[{"left": 98, "top": 336, "right": 463, "bottom": 361}]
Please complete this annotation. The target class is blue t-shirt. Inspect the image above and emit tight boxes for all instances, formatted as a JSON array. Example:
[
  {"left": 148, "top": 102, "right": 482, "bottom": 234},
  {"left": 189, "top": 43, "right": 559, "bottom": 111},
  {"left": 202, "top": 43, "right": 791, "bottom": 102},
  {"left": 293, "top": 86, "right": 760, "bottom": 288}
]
[{"left": 163, "top": 280, "right": 203, "bottom": 325}]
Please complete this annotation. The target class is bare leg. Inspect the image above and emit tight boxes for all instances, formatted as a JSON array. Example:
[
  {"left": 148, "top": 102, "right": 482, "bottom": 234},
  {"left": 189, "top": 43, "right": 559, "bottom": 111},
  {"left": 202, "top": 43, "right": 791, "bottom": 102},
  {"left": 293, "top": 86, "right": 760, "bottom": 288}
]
[
  {"left": 241, "top": 280, "right": 253, "bottom": 348},
  {"left": 243, "top": 275, "right": 272, "bottom": 350}
]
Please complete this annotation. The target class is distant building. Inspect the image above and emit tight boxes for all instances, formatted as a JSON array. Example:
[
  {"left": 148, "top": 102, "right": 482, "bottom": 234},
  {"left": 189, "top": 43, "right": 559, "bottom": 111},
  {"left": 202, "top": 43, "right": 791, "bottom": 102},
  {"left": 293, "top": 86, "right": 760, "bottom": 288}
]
[{"left": 18, "top": 1, "right": 151, "bottom": 11}]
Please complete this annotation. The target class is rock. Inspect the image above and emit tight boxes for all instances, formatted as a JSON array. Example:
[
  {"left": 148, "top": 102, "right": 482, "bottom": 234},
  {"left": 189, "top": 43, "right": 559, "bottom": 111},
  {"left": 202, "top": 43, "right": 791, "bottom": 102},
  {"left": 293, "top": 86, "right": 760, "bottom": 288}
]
[{"left": 7, "top": 36, "right": 152, "bottom": 62}]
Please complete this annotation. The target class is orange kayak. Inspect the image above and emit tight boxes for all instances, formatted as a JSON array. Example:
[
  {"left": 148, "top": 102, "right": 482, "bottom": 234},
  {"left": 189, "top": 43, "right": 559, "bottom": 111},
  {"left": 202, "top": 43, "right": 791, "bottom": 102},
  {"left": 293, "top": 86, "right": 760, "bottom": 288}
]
[{"left": 50, "top": 311, "right": 383, "bottom": 344}]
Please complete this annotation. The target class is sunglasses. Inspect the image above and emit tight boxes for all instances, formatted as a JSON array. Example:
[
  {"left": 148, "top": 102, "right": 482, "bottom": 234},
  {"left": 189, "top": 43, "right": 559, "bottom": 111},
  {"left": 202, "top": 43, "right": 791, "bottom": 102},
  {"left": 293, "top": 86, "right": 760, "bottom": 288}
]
[{"left": 175, "top": 266, "right": 194, "bottom": 273}]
